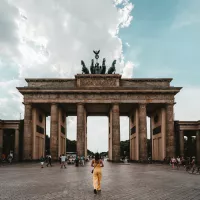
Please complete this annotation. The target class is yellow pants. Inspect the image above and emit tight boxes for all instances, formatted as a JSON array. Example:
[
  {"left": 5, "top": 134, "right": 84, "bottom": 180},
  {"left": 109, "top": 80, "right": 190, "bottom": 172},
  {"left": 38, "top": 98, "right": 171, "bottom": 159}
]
[{"left": 93, "top": 168, "right": 102, "bottom": 190}]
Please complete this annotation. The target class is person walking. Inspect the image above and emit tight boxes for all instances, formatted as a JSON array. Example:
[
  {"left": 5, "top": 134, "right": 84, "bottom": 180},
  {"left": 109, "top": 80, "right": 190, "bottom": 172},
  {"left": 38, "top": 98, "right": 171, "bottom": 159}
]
[
  {"left": 40, "top": 156, "right": 45, "bottom": 168},
  {"left": 91, "top": 153, "right": 104, "bottom": 194},
  {"left": 46, "top": 155, "right": 52, "bottom": 167},
  {"left": 61, "top": 154, "right": 66, "bottom": 169}
]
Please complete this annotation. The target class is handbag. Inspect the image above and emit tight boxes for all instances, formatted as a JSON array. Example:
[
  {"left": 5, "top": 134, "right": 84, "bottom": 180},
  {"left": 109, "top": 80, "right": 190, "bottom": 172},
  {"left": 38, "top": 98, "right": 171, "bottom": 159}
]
[{"left": 91, "top": 162, "right": 97, "bottom": 174}]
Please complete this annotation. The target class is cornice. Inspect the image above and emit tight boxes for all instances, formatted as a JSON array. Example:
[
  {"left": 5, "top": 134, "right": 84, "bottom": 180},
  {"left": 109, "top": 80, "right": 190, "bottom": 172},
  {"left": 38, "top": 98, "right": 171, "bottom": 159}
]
[{"left": 17, "top": 87, "right": 181, "bottom": 94}]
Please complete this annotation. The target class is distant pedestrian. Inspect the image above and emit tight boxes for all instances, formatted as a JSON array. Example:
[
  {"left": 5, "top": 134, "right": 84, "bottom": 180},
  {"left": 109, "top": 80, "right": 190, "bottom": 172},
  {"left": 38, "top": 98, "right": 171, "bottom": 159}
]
[
  {"left": 46, "top": 155, "right": 52, "bottom": 167},
  {"left": 91, "top": 153, "right": 104, "bottom": 194},
  {"left": 61, "top": 154, "right": 66, "bottom": 169},
  {"left": 171, "top": 157, "right": 176, "bottom": 169},
  {"left": 40, "top": 156, "right": 45, "bottom": 168},
  {"left": 7, "top": 153, "right": 13, "bottom": 164},
  {"left": 75, "top": 156, "right": 79, "bottom": 167},
  {"left": 59, "top": 155, "right": 62, "bottom": 164},
  {"left": 81, "top": 156, "right": 85, "bottom": 166},
  {"left": 176, "top": 156, "right": 181, "bottom": 169}
]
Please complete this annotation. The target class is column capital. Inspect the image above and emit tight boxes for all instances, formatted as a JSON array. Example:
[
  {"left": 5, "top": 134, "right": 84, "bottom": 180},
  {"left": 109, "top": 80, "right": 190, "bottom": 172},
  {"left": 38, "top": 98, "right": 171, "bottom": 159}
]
[
  {"left": 51, "top": 103, "right": 58, "bottom": 105},
  {"left": 166, "top": 102, "right": 175, "bottom": 107},
  {"left": 24, "top": 102, "right": 32, "bottom": 106},
  {"left": 138, "top": 103, "right": 147, "bottom": 108},
  {"left": 77, "top": 103, "right": 84, "bottom": 106}
]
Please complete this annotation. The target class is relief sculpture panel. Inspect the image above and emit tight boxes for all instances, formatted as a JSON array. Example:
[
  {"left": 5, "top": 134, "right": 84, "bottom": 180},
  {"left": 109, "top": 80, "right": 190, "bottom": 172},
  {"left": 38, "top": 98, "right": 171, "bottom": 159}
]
[
  {"left": 24, "top": 93, "right": 174, "bottom": 103},
  {"left": 78, "top": 78, "right": 118, "bottom": 87}
]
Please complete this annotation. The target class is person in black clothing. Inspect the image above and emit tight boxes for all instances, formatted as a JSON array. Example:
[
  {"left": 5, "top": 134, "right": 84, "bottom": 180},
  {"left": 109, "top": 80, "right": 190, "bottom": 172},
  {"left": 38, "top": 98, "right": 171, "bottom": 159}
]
[
  {"left": 59, "top": 155, "right": 62, "bottom": 165},
  {"left": 46, "top": 155, "right": 52, "bottom": 167}
]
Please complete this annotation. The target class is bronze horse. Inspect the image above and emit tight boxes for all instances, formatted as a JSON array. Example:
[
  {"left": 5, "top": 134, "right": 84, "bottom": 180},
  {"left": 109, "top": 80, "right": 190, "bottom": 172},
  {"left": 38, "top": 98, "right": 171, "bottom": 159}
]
[
  {"left": 107, "top": 60, "right": 116, "bottom": 74},
  {"left": 81, "top": 60, "right": 89, "bottom": 74}
]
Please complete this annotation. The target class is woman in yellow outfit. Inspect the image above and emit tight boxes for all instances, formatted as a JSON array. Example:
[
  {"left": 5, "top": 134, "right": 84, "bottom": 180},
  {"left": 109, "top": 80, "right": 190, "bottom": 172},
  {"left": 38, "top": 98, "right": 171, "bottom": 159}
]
[{"left": 91, "top": 153, "right": 104, "bottom": 194}]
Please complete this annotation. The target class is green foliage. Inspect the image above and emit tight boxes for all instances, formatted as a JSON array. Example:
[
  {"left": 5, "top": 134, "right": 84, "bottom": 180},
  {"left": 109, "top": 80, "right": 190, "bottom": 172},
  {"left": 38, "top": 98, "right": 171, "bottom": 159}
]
[
  {"left": 66, "top": 139, "right": 76, "bottom": 152},
  {"left": 120, "top": 140, "right": 130, "bottom": 156}
]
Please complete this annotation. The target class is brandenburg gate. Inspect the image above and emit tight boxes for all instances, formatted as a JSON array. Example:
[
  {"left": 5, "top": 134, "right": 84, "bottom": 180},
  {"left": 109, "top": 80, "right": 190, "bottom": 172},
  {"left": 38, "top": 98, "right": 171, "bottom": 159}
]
[{"left": 17, "top": 51, "right": 181, "bottom": 161}]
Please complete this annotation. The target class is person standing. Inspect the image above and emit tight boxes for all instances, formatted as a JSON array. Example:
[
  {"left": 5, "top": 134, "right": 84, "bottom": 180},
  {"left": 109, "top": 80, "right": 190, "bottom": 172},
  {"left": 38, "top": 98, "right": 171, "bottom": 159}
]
[
  {"left": 176, "top": 156, "right": 181, "bottom": 169},
  {"left": 61, "top": 154, "right": 66, "bottom": 169},
  {"left": 46, "top": 155, "right": 52, "bottom": 167},
  {"left": 171, "top": 157, "right": 176, "bottom": 169},
  {"left": 91, "top": 153, "right": 104, "bottom": 194},
  {"left": 75, "top": 156, "right": 79, "bottom": 167},
  {"left": 80, "top": 156, "right": 85, "bottom": 166},
  {"left": 59, "top": 155, "right": 62, "bottom": 165}
]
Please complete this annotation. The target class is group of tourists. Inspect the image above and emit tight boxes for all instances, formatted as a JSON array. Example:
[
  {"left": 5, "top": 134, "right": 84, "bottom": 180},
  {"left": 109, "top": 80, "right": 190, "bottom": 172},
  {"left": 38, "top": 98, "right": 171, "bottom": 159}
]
[
  {"left": 170, "top": 156, "right": 183, "bottom": 169},
  {"left": 1, "top": 152, "right": 13, "bottom": 164},
  {"left": 39, "top": 153, "right": 104, "bottom": 194},
  {"left": 169, "top": 156, "right": 200, "bottom": 174},
  {"left": 40, "top": 155, "right": 52, "bottom": 168}
]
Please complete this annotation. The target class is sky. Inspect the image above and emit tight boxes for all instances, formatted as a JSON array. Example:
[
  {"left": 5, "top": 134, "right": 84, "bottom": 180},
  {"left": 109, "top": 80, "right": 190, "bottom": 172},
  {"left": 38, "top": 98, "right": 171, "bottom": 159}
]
[{"left": 0, "top": 0, "right": 200, "bottom": 152}]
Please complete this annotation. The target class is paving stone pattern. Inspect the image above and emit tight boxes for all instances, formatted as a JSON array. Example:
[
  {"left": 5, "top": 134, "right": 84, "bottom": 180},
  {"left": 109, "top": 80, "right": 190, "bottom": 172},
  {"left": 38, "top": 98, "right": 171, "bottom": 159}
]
[{"left": 0, "top": 162, "right": 200, "bottom": 200}]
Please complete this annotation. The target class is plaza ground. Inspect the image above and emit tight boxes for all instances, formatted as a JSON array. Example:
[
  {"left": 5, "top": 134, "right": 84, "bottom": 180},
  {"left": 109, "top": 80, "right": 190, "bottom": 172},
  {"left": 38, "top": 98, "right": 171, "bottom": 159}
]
[{"left": 0, "top": 162, "right": 200, "bottom": 200}]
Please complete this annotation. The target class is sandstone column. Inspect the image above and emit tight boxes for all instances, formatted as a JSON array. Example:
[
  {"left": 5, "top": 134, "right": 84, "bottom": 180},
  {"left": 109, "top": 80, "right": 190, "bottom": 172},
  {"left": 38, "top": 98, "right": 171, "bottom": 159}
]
[
  {"left": 15, "top": 129, "right": 19, "bottom": 161},
  {"left": 138, "top": 103, "right": 147, "bottom": 161},
  {"left": 24, "top": 103, "right": 33, "bottom": 160},
  {"left": 108, "top": 111, "right": 112, "bottom": 160},
  {"left": 112, "top": 103, "right": 120, "bottom": 162},
  {"left": 50, "top": 103, "right": 59, "bottom": 160},
  {"left": 179, "top": 130, "right": 184, "bottom": 157},
  {"left": 77, "top": 103, "right": 86, "bottom": 157},
  {"left": 0, "top": 128, "right": 3, "bottom": 156},
  {"left": 196, "top": 130, "right": 200, "bottom": 164},
  {"left": 150, "top": 117, "right": 152, "bottom": 159},
  {"left": 166, "top": 103, "right": 175, "bottom": 158}
]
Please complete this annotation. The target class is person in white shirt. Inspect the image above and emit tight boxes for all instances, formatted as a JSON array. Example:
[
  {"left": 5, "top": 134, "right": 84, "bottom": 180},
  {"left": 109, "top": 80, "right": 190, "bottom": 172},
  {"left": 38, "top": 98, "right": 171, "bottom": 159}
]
[
  {"left": 176, "top": 156, "right": 181, "bottom": 169},
  {"left": 61, "top": 154, "right": 66, "bottom": 169}
]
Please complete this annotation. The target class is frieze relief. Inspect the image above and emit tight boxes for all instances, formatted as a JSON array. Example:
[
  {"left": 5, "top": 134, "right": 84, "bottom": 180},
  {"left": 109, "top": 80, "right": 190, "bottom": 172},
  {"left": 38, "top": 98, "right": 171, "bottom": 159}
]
[
  {"left": 121, "top": 80, "right": 170, "bottom": 88},
  {"left": 78, "top": 78, "right": 118, "bottom": 87},
  {"left": 24, "top": 93, "right": 174, "bottom": 103}
]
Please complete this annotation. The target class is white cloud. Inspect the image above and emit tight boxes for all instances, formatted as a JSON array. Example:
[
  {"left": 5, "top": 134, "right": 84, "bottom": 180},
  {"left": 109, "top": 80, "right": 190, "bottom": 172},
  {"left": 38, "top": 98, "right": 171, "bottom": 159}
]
[
  {"left": 122, "top": 61, "right": 134, "bottom": 78},
  {"left": 0, "top": 0, "right": 134, "bottom": 152},
  {"left": 174, "top": 87, "right": 200, "bottom": 121}
]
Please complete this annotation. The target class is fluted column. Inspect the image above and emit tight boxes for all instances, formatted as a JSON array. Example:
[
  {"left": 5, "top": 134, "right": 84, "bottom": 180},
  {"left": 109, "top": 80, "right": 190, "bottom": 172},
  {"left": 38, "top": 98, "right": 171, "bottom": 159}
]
[
  {"left": 50, "top": 103, "right": 59, "bottom": 160},
  {"left": 108, "top": 111, "right": 112, "bottom": 160},
  {"left": 166, "top": 103, "right": 175, "bottom": 158},
  {"left": 77, "top": 103, "right": 86, "bottom": 157},
  {"left": 15, "top": 129, "right": 19, "bottom": 161},
  {"left": 179, "top": 130, "right": 184, "bottom": 156},
  {"left": 196, "top": 130, "right": 200, "bottom": 164},
  {"left": 112, "top": 103, "right": 120, "bottom": 162},
  {"left": 138, "top": 103, "right": 147, "bottom": 161},
  {"left": 24, "top": 103, "right": 33, "bottom": 160}
]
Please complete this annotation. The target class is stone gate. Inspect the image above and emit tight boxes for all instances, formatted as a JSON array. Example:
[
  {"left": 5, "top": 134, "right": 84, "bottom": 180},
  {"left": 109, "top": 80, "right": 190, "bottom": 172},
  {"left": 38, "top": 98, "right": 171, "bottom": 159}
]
[{"left": 17, "top": 74, "right": 181, "bottom": 161}]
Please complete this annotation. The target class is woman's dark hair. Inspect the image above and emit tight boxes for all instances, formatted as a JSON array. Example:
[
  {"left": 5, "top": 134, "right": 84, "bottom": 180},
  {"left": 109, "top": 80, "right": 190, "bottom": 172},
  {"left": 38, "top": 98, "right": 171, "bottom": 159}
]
[{"left": 95, "top": 153, "right": 100, "bottom": 161}]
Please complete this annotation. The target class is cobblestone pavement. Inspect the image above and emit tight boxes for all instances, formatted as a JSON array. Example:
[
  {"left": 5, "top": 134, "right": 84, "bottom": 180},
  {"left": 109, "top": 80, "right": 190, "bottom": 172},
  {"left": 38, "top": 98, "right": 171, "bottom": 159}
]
[{"left": 0, "top": 162, "right": 200, "bottom": 200}]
